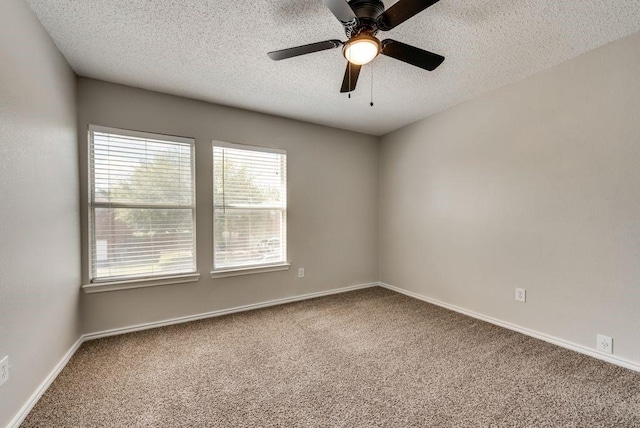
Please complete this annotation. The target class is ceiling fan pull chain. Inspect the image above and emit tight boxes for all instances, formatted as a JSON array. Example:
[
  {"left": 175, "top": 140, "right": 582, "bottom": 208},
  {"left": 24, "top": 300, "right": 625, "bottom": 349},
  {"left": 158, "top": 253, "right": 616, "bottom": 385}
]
[
  {"left": 370, "top": 62, "right": 374, "bottom": 106},
  {"left": 348, "top": 61, "right": 352, "bottom": 99}
]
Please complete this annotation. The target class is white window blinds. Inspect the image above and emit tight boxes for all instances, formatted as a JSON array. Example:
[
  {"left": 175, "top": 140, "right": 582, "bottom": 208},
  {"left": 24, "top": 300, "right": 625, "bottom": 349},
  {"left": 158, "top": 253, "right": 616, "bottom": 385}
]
[
  {"left": 89, "top": 126, "right": 196, "bottom": 281},
  {"left": 213, "top": 142, "right": 287, "bottom": 270}
]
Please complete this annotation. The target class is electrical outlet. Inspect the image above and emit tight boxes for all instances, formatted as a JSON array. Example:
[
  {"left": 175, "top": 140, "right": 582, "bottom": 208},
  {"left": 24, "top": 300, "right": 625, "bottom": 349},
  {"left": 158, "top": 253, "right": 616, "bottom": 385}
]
[
  {"left": 298, "top": 268, "right": 305, "bottom": 278},
  {"left": 597, "top": 334, "right": 613, "bottom": 354},
  {"left": 0, "top": 356, "right": 8, "bottom": 387},
  {"left": 515, "top": 288, "right": 526, "bottom": 302}
]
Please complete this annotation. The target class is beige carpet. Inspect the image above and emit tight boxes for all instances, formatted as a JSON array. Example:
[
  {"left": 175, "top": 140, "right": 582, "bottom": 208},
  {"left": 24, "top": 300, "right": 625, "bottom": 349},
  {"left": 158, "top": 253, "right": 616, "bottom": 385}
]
[{"left": 23, "top": 287, "right": 640, "bottom": 427}]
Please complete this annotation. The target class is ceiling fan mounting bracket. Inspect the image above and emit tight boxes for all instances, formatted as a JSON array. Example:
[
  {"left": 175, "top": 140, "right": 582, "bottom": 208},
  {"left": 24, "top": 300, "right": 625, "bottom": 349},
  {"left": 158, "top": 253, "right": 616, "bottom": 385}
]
[{"left": 349, "top": 0, "right": 385, "bottom": 20}]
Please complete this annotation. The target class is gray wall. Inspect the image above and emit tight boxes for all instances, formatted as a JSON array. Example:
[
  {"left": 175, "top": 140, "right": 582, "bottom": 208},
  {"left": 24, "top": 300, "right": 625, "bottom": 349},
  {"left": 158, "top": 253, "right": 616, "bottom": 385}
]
[
  {"left": 379, "top": 32, "right": 640, "bottom": 364},
  {"left": 0, "top": 1, "right": 80, "bottom": 426},
  {"left": 77, "top": 78, "right": 379, "bottom": 334}
]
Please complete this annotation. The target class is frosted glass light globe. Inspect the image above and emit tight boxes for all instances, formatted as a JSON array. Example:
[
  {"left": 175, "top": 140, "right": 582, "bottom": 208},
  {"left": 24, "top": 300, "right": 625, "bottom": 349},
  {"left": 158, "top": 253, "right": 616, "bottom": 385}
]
[{"left": 343, "top": 35, "right": 381, "bottom": 65}]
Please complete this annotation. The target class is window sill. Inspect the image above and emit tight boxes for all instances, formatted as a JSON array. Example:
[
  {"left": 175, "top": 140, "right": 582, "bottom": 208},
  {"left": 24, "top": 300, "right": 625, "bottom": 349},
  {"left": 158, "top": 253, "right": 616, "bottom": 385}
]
[
  {"left": 211, "top": 263, "right": 290, "bottom": 279},
  {"left": 82, "top": 273, "right": 201, "bottom": 294}
]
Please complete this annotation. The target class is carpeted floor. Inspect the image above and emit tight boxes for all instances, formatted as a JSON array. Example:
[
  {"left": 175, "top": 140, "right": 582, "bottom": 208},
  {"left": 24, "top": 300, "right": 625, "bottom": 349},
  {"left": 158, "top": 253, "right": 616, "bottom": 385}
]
[{"left": 23, "top": 287, "right": 640, "bottom": 427}]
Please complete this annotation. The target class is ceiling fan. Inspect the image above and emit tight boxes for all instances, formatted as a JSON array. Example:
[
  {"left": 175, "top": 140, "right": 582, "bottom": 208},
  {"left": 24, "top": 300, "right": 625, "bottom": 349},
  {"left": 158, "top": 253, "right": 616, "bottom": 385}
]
[{"left": 268, "top": 0, "right": 445, "bottom": 93}]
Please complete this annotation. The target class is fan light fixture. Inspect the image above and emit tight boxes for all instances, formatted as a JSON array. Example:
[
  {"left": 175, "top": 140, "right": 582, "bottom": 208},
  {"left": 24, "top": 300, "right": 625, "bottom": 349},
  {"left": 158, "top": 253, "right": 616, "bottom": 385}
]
[
  {"left": 267, "top": 0, "right": 447, "bottom": 94},
  {"left": 343, "top": 35, "right": 381, "bottom": 65}
]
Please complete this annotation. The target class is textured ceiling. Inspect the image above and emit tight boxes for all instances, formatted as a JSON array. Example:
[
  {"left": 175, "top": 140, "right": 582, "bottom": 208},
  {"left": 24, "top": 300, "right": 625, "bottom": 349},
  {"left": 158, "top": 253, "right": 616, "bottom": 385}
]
[{"left": 26, "top": 0, "right": 640, "bottom": 135}]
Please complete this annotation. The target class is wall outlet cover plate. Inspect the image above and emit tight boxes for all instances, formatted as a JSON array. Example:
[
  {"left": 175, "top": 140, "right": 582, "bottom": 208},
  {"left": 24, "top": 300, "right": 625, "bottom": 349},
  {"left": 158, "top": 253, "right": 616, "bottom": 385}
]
[
  {"left": 597, "top": 334, "right": 613, "bottom": 354},
  {"left": 515, "top": 288, "right": 526, "bottom": 302}
]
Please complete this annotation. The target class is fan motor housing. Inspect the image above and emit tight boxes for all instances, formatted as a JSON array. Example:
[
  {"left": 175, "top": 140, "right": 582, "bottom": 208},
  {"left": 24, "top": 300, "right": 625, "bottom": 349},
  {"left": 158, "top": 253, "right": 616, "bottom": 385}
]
[{"left": 345, "top": 0, "right": 386, "bottom": 38}]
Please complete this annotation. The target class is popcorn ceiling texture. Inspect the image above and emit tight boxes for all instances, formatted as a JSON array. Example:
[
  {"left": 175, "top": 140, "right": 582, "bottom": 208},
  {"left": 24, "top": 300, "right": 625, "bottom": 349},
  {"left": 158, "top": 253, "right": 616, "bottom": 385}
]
[
  {"left": 26, "top": 0, "right": 640, "bottom": 135},
  {"left": 22, "top": 288, "right": 640, "bottom": 427}
]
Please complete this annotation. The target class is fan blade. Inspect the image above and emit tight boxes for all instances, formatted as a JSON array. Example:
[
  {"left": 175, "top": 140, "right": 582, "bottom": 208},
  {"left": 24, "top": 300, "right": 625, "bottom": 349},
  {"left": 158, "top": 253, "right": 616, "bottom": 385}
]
[
  {"left": 340, "top": 62, "right": 362, "bottom": 93},
  {"left": 268, "top": 40, "right": 342, "bottom": 61},
  {"left": 377, "top": 0, "right": 440, "bottom": 31},
  {"left": 323, "top": 0, "right": 358, "bottom": 25},
  {"left": 381, "top": 39, "right": 444, "bottom": 71}
]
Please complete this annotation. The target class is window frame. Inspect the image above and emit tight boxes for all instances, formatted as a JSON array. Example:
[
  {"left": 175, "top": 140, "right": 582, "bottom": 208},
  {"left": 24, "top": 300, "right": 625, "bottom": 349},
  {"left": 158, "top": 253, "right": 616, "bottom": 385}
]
[
  {"left": 87, "top": 124, "right": 198, "bottom": 285},
  {"left": 211, "top": 140, "right": 289, "bottom": 276}
]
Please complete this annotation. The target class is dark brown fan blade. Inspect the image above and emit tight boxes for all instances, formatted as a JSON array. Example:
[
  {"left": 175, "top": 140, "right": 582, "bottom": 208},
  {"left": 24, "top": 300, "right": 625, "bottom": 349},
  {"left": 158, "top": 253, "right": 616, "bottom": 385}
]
[
  {"left": 268, "top": 40, "right": 342, "bottom": 61},
  {"left": 381, "top": 39, "right": 444, "bottom": 71},
  {"left": 340, "top": 62, "right": 362, "bottom": 93},
  {"left": 323, "top": 0, "right": 358, "bottom": 24},
  {"left": 377, "top": 0, "right": 440, "bottom": 31}
]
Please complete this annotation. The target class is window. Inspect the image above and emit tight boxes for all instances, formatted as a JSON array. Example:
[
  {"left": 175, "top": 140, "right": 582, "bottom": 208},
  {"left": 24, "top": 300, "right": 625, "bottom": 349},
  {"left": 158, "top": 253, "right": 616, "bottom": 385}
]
[
  {"left": 213, "top": 142, "right": 287, "bottom": 271},
  {"left": 89, "top": 125, "right": 196, "bottom": 282}
]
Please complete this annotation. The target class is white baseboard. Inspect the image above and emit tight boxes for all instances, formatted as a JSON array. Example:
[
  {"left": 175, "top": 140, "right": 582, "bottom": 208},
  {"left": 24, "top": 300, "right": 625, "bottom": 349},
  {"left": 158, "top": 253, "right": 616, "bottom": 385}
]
[
  {"left": 378, "top": 282, "right": 640, "bottom": 373},
  {"left": 84, "top": 282, "right": 378, "bottom": 341},
  {"left": 8, "top": 282, "right": 377, "bottom": 427},
  {"left": 8, "top": 336, "right": 84, "bottom": 428}
]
